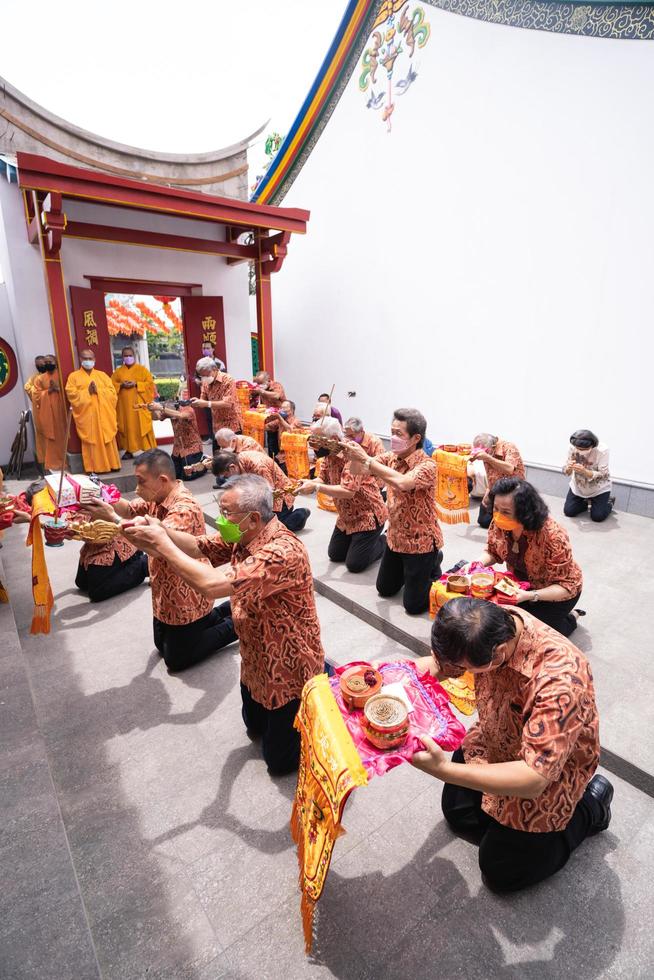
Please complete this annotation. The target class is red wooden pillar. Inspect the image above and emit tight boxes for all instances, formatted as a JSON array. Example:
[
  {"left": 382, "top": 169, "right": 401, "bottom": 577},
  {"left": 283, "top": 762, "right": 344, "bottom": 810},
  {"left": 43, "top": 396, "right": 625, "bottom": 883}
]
[
  {"left": 32, "top": 190, "right": 82, "bottom": 452},
  {"left": 255, "top": 235, "right": 274, "bottom": 376}
]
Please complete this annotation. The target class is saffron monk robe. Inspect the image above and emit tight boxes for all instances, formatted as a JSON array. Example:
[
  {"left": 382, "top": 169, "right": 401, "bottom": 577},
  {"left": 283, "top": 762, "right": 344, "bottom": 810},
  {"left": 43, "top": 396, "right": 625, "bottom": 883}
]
[
  {"left": 24, "top": 355, "right": 47, "bottom": 464},
  {"left": 65, "top": 349, "right": 120, "bottom": 474},
  {"left": 343, "top": 407, "right": 443, "bottom": 615},
  {"left": 111, "top": 346, "right": 156, "bottom": 459},
  {"left": 124, "top": 473, "right": 324, "bottom": 775},
  {"left": 31, "top": 355, "right": 67, "bottom": 471},
  {"left": 469, "top": 432, "right": 525, "bottom": 529},
  {"left": 83, "top": 449, "right": 236, "bottom": 671},
  {"left": 411, "top": 598, "right": 612, "bottom": 893},
  {"left": 299, "top": 417, "right": 387, "bottom": 573},
  {"left": 212, "top": 449, "right": 310, "bottom": 534}
]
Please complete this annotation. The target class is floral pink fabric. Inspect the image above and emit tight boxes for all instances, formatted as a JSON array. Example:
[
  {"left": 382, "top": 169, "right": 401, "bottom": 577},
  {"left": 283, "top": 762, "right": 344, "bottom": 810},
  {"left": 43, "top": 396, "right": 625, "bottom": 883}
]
[{"left": 331, "top": 661, "right": 465, "bottom": 779}]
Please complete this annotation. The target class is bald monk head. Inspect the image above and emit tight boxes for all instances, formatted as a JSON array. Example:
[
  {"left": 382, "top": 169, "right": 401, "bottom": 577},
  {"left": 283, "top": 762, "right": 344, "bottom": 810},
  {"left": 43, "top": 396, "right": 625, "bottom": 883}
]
[{"left": 80, "top": 349, "right": 96, "bottom": 372}]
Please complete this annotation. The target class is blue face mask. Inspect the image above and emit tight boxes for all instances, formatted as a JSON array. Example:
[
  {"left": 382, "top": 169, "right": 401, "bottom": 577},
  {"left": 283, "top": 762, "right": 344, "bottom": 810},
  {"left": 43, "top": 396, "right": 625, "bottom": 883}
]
[{"left": 81, "top": 359, "right": 95, "bottom": 370}]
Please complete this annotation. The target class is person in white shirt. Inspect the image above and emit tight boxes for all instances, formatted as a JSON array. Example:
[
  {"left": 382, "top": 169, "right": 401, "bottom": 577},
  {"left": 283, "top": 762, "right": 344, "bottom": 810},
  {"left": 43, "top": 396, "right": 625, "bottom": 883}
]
[{"left": 563, "top": 430, "right": 613, "bottom": 523}]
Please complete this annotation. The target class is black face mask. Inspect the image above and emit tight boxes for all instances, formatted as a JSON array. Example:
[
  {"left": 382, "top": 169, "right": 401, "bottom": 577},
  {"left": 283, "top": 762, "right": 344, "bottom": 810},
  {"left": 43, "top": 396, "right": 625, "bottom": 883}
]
[
  {"left": 44, "top": 364, "right": 56, "bottom": 373},
  {"left": 315, "top": 447, "right": 330, "bottom": 459},
  {"left": 36, "top": 365, "right": 48, "bottom": 373}
]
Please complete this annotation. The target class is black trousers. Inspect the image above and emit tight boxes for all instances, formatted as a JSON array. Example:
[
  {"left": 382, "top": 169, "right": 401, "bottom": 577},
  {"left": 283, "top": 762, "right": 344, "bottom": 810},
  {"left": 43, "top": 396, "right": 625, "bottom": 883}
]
[
  {"left": 328, "top": 521, "right": 385, "bottom": 573},
  {"left": 520, "top": 593, "right": 581, "bottom": 637},
  {"left": 477, "top": 500, "right": 493, "bottom": 529},
  {"left": 376, "top": 542, "right": 443, "bottom": 615},
  {"left": 277, "top": 501, "right": 310, "bottom": 534},
  {"left": 172, "top": 451, "right": 204, "bottom": 481},
  {"left": 240, "top": 682, "right": 301, "bottom": 775},
  {"left": 564, "top": 488, "right": 613, "bottom": 523},
  {"left": 153, "top": 602, "right": 237, "bottom": 672},
  {"left": 442, "top": 749, "right": 597, "bottom": 892},
  {"left": 75, "top": 551, "right": 149, "bottom": 603}
]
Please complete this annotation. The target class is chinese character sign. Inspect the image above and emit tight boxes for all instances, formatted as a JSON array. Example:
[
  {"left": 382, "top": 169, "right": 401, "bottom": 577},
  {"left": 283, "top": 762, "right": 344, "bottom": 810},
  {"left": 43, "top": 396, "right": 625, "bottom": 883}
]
[
  {"left": 201, "top": 316, "right": 217, "bottom": 346},
  {"left": 69, "top": 286, "right": 113, "bottom": 375}
]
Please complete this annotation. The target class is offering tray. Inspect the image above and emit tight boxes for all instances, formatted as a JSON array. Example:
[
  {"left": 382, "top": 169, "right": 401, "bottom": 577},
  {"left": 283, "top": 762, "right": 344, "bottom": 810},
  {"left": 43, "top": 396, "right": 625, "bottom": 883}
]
[
  {"left": 272, "top": 480, "right": 303, "bottom": 501},
  {"left": 308, "top": 434, "right": 344, "bottom": 456},
  {"left": 330, "top": 660, "right": 464, "bottom": 778}
]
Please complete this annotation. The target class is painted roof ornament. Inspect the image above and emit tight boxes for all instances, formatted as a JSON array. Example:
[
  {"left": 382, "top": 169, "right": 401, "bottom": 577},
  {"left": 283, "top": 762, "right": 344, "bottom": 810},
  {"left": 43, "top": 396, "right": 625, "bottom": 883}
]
[{"left": 359, "top": 3, "right": 431, "bottom": 132}]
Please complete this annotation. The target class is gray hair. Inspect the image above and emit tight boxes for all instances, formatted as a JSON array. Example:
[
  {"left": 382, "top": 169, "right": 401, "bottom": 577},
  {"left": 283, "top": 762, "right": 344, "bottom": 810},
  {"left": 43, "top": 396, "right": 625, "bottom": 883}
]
[
  {"left": 473, "top": 432, "right": 498, "bottom": 449},
  {"left": 311, "top": 416, "right": 343, "bottom": 440},
  {"left": 222, "top": 474, "right": 274, "bottom": 523},
  {"left": 345, "top": 416, "right": 364, "bottom": 432},
  {"left": 215, "top": 427, "right": 236, "bottom": 445},
  {"left": 312, "top": 403, "right": 329, "bottom": 418},
  {"left": 196, "top": 356, "right": 217, "bottom": 374}
]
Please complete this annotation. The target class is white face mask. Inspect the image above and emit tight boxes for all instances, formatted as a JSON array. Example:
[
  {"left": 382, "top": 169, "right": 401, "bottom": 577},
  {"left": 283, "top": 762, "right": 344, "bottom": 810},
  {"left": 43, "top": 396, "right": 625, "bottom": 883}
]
[{"left": 81, "top": 359, "right": 95, "bottom": 370}]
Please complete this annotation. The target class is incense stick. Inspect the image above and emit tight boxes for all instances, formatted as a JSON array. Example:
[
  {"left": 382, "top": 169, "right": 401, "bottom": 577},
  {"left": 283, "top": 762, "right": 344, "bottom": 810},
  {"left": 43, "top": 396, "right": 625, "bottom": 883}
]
[
  {"left": 55, "top": 407, "right": 74, "bottom": 517},
  {"left": 319, "top": 384, "right": 335, "bottom": 429}
]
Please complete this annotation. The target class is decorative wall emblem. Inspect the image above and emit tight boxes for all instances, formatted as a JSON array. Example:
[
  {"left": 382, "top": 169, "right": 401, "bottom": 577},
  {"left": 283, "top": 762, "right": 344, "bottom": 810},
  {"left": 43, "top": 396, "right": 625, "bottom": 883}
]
[
  {"left": 0, "top": 337, "right": 18, "bottom": 397},
  {"left": 359, "top": 2, "right": 431, "bottom": 131}
]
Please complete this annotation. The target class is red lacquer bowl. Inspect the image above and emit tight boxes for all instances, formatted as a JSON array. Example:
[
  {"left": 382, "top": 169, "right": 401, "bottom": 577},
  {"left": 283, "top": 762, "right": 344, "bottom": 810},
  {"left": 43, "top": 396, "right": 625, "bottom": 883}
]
[
  {"left": 339, "top": 665, "right": 383, "bottom": 710},
  {"left": 361, "top": 694, "right": 410, "bottom": 750}
]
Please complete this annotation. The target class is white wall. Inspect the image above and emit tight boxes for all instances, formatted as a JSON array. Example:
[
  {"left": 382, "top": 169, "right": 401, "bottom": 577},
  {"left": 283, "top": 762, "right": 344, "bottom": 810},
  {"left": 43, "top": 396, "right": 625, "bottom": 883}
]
[
  {"left": 0, "top": 180, "right": 54, "bottom": 464},
  {"left": 272, "top": 9, "right": 654, "bottom": 485}
]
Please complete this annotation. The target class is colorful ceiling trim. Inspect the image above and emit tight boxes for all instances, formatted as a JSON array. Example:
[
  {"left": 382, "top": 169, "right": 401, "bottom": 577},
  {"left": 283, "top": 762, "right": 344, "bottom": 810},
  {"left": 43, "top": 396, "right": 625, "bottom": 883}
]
[{"left": 250, "top": 0, "right": 654, "bottom": 207}]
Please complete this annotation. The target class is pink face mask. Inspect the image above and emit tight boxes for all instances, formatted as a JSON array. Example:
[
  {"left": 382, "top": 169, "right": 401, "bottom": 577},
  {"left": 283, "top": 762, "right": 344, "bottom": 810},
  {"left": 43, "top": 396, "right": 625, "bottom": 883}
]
[
  {"left": 123, "top": 356, "right": 135, "bottom": 366},
  {"left": 391, "top": 435, "right": 411, "bottom": 454}
]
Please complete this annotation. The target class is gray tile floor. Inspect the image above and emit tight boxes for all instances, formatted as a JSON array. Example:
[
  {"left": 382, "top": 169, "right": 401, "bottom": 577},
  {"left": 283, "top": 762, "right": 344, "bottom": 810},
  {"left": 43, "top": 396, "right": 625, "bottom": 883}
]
[{"left": 1, "top": 478, "right": 653, "bottom": 979}]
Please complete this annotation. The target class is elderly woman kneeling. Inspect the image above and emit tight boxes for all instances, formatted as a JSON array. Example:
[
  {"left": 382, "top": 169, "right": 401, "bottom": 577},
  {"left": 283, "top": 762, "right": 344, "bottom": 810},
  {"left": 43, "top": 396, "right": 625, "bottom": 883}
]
[{"left": 477, "top": 477, "right": 584, "bottom": 637}]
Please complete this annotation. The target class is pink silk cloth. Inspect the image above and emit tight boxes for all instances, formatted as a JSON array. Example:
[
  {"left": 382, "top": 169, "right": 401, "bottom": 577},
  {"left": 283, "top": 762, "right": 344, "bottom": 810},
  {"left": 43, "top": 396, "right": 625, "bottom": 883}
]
[{"left": 331, "top": 661, "right": 465, "bottom": 779}]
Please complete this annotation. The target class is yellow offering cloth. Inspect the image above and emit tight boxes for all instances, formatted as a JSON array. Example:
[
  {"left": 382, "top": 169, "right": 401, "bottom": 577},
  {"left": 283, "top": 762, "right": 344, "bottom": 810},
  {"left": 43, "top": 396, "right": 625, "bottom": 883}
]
[
  {"left": 291, "top": 674, "right": 367, "bottom": 952},
  {"left": 314, "top": 457, "right": 337, "bottom": 512},
  {"left": 433, "top": 449, "right": 470, "bottom": 525},
  {"left": 440, "top": 671, "right": 477, "bottom": 716},
  {"left": 65, "top": 368, "right": 120, "bottom": 473},
  {"left": 242, "top": 409, "right": 266, "bottom": 448},
  {"left": 111, "top": 364, "right": 156, "bottom": 453},
  {"left": 26, "top": 487, "right": 56, "bottom": 634},
  {"left": 280, "top": 431, "right": 310, "bottom": 479},
  {"left": 235, "top": 383, "right": 252, "bottom": 415},
  {"left": 32, "top": 370, "right": 68, "bottom": 471}
]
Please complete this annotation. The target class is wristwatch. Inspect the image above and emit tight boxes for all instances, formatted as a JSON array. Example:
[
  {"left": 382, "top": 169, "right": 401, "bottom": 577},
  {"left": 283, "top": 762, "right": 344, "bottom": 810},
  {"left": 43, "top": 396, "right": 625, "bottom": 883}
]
[{"left": 532, "top": 591, "right": 540, "bottom": 602}]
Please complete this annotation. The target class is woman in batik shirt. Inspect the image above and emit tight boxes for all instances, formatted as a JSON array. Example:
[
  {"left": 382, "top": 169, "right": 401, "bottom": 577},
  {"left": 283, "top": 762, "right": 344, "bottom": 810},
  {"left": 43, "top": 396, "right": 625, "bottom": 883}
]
[{"left": 478, "top": 477, "right": 583, "bottom": 637}]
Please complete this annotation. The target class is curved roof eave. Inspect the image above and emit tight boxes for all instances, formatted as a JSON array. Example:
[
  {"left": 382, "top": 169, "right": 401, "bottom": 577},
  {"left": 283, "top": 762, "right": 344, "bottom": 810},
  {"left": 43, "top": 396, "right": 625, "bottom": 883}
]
[{"left": 0, "top": 75, "right": 266, "bottom": 162}]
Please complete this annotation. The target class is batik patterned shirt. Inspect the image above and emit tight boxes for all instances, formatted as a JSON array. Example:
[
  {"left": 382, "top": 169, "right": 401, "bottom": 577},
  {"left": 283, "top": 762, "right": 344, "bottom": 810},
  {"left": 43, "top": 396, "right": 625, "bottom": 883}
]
[
  {"left": 487, "top": 516, "right": 583, "bottom": 596},
  {"left": 197, "top": 517, "right": 324, "bottom": 708},
  {"left": 252, "top": 380, "right": 286, "bottom": 408},
  {"left": 375, "top": 449, "right": 443, "bottom": 554},
  {"left": 321, "top": 453, "right": 387, "bottom": 534},
  {"left": 201, "top": 371, "right": 242, "bottom": 434},
  {"left": 237, "top": 450, "right": 295, "bottom": 512},
  {"left": 484, "top": 439, "right": 526, "bottom": 491},
  {"left": 127, "top": 481, "right": 213, "bottom": 625},
  {"left": 79, "top": 535, "right": 138, "bottom": 569},
  {"left": 171, "top": 406, "right": 203, "bottom": 459},
  {"left": 360, "top": 432, "right": 385, "bottom": 458},
  {"left": 462, "top": 609, "right": 599, "bottom": 832},
  {"left": 233, "top": 434, "right": 263, "bottom": 453}
]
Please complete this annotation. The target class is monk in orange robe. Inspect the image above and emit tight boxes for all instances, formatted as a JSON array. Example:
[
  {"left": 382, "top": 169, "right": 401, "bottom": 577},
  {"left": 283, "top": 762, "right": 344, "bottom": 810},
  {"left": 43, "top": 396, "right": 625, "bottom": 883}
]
[
  {"left": 24, "top": 355, "right": 47, "bottom": 464},
  {"left": 111, "top": 345, "right": 156, "bottom": 458},
  {"left": 65, "top": 349, "right": 120, "bottom": 473},
  {"left": 31, "top": 355, "right": 68, "bottom": 471}
]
